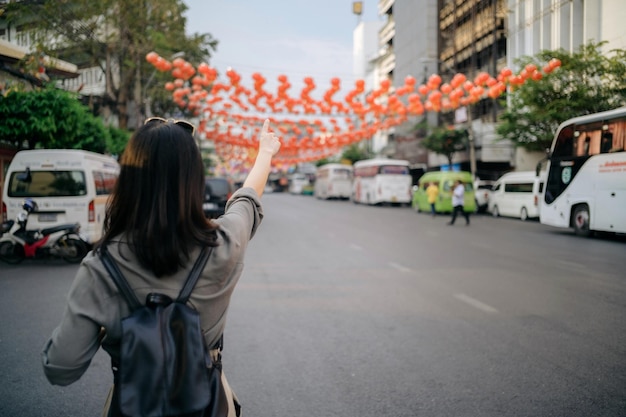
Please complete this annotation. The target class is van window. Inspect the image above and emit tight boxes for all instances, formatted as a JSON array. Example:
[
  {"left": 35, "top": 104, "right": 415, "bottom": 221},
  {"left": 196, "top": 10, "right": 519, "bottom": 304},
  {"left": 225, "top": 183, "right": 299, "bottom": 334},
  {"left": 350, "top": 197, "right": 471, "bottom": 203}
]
[
  {"left": 94, "top": 171, "right": 117, "bottom": 195},
  {"left": 8, "top": 170, "right": 87, "bottom": 197},
  {"left": 504, "top": 182, "right": 533, "bottom": 193}
]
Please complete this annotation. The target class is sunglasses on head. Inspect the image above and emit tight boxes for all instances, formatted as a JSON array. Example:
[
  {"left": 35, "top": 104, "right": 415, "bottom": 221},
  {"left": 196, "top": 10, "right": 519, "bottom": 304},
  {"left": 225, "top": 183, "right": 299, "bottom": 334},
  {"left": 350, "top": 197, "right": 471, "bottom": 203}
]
[{"left": 144, "top": 117, "right": 196, "bottom": 136}]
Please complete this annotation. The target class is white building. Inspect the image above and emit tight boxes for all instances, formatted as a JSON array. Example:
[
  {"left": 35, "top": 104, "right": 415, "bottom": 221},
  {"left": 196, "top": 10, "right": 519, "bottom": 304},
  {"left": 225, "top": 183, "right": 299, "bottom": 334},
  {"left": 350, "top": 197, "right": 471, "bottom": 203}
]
[{"left": 353, "top": 19, "right": 385, "bottom": 152}]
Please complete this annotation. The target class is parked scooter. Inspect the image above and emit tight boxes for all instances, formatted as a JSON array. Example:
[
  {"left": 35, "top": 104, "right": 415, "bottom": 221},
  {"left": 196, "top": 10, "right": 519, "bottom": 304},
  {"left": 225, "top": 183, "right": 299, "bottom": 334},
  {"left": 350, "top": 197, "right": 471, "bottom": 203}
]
[{"left": 0, "top": 199, "right": 88, "bottom": 264}]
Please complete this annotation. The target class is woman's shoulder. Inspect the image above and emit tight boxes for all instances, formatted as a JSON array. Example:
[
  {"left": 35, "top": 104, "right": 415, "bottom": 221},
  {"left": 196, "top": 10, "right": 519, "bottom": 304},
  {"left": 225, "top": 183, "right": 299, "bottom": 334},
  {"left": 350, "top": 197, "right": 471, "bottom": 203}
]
[{"left": 216, "top": 187, "right": 264, "bottom": 239}]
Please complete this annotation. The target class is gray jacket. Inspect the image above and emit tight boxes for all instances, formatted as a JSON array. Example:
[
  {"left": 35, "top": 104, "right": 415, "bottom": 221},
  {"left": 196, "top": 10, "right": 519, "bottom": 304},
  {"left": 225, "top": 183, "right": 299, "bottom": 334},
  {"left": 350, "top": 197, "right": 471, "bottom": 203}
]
[{"left": 42, "top": 187, "right": 263, "bottom": 386}]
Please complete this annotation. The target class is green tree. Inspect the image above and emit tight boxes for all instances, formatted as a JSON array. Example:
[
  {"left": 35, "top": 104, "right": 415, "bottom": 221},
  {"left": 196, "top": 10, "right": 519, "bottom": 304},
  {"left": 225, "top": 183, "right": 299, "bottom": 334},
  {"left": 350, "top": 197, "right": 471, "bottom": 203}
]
[
  {"left": 0, "top": 86, "right": 113, "bottom": 152},
  {"left": 341, "top": 143, "right": 373, "bottom": 164},
  {"left": 106, "top": 125, "right": 131, "bottom": 156},
  {"left": 5, "top": 0, "right": 217, "bottom": 128},
  {"left": 497, "top": 41, "right": 626, "bottom": 152},
  {"left": 420, "top": 124, "right": 468, "bottom": 168}
]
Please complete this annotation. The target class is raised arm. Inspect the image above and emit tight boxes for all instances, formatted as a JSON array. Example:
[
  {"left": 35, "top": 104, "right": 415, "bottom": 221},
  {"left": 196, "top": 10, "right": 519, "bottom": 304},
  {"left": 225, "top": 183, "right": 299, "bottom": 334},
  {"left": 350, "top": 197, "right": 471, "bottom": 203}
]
[{"left": 243, "top": 119, "right": 281, "bottom": 197}]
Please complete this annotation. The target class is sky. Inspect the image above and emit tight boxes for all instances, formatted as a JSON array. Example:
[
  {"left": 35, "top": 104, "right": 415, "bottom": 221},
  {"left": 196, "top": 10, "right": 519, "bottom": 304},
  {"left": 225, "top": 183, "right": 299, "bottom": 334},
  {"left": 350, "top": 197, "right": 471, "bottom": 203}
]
[{"left": 182, "top": 0, "right": 381, "bottom": 92}]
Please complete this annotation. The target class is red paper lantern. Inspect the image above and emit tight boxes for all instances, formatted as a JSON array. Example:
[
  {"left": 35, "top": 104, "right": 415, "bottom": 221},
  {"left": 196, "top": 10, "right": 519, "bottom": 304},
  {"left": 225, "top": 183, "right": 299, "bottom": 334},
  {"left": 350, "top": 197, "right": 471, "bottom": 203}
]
[{"left": 146, "top": 51, "right": 159, "bottom": 63}]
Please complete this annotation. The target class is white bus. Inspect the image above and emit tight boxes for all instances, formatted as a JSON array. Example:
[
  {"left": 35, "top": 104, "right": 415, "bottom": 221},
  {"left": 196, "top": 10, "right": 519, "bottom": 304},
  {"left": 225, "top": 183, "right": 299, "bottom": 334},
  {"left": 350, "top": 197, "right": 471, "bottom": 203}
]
[
  {"left": 314, "top": 163, "right": 353, "bottom": 200},
  {"left": 2, "top": 149, "right": 120, "bottom": 245},
  {"left": 351, "top": 158, "right": 412, "bottom": 205},
  {"left": 539, "top": 107, "right": 626, "bottom": 236},
  {"left": 288, "top": 173, "right": 310, "bottom": 194}
]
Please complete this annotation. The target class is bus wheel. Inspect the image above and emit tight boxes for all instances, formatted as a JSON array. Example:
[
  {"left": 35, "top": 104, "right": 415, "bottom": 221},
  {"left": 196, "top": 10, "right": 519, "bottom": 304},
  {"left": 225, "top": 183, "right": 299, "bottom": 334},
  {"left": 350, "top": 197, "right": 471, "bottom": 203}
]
[
  {"left": 520, "top": 207, "right": 528, "bottom": 221},
  {"left": 492, "top": 206, "right": 499, "bottom": 217},
  {"left": 573, "top": 205, "right": 592, "bottom": 237}
]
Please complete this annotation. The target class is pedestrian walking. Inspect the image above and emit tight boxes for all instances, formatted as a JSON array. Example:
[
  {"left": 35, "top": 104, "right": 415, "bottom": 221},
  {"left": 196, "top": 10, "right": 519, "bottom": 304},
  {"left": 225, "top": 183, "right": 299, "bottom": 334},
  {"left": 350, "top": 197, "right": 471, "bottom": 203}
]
[
  {"left": 426, "top": 182, "right": 439, "bottom": 217},
  {"left": 447, "top": 179, "right": 470, "bottom": 226},
  {"left": 41, "top": 117, "right": 281, "bottom": 416}
]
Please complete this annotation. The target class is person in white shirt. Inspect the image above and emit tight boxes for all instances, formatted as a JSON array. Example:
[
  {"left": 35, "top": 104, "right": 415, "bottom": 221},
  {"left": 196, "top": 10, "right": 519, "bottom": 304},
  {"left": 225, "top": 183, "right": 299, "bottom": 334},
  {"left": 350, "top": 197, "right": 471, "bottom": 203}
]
[{"left": 447, "top": 179, "right": 470, "bottom": 226}]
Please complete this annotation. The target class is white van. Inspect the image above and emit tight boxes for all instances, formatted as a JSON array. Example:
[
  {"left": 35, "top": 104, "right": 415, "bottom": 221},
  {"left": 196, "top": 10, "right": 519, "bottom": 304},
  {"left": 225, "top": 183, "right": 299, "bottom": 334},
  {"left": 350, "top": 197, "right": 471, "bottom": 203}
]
[
  {"left": 2, "top": 149, "right": 120, "bottom": 245},
  {"left": 489, "top": 171, "right": 546, "bottom": 221}
]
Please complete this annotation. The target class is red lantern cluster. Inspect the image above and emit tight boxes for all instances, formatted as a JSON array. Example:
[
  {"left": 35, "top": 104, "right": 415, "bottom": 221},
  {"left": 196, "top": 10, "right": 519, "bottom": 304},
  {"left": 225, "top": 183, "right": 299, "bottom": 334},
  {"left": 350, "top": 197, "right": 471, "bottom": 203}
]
[{"left": 145, "top": 52, "right": 561, "bottom": 170}]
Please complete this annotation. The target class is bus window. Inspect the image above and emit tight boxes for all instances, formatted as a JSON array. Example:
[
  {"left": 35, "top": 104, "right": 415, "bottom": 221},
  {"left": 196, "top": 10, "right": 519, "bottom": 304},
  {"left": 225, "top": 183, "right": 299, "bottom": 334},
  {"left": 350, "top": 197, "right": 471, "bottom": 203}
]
[
  {"left": 333, "top": 167, "right": 352, "bottom": 179},
  {"left": 574, "top": 121, "right": 603, "bottom": 156},
  {"left": 601, "top": 118, "right": 626, "bottom": 153},
  {"left": 379, "top": 165, "right": 409, "bottom": 175}
]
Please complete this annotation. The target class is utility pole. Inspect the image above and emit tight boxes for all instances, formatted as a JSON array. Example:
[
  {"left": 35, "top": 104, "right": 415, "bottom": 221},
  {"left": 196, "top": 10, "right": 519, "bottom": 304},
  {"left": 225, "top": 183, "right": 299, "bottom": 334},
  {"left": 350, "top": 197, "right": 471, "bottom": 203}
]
[
  {"left": 467, "top": 110, "right": 477, "bottom": 181},
  {"left": 455, "top": 105, "right": 477, "bottom": 181}
]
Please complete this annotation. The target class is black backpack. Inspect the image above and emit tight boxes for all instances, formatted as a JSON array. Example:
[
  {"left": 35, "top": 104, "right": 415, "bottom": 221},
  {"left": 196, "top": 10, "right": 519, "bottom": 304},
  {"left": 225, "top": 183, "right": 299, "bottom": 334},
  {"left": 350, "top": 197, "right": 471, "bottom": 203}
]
[{"left": 100, "top": 245, "right": 229, "bottom": 417}]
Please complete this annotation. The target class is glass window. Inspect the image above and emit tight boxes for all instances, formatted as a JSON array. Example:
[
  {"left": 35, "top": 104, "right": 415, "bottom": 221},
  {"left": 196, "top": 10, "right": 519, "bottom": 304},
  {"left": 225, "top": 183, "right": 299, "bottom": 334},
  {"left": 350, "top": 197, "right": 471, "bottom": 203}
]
[
  {"left": 552, "top": 125, "right": 575, "bottom": 158},
  {"left": 93, "top": 171, "right": 117, "bottom": 195},
  {"left": 379, "top": 165, "right": 409, "bottom": 175},
  {"left": 205, "top": 179, "right": 230, "bottom": 195},
  {"left": 601, "top": 117, "right": 626, "bottom": 153},
  {"left": 333, "top": 168, "right": 352, "bottom": 179},
  {"left": 8, "top": 170, "right": 87, "bottom": 197},
  {"left": 504, "top": 183, "right": 533, "bottom": 193}
]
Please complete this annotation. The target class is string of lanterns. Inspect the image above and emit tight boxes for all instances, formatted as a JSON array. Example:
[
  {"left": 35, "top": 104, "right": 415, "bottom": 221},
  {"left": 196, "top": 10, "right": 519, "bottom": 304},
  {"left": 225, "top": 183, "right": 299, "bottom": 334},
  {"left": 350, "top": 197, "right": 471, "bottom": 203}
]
[{"left": 146, "top": 51, "right": 561, "bottom": 169}]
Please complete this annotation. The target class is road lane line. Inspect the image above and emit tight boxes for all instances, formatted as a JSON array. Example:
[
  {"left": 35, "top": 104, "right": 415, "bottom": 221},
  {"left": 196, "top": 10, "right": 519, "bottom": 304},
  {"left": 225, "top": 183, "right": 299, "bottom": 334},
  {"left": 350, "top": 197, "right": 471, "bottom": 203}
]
[
  {"left": 349, "top": 243, "right": 363, "bottom": 251},
  {"left": 389, "top": 262, "right": 412, "bottom": 273},
  {"left": 454, "top": 293, "right": 498, "bottom": 313}
]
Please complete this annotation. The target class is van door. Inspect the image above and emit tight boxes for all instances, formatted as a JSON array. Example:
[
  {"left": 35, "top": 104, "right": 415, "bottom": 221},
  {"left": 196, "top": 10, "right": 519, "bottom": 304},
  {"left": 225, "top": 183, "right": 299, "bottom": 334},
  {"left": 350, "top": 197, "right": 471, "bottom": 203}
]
[{"left": 5, "top": 169, "right": 88, "bottom": 229}]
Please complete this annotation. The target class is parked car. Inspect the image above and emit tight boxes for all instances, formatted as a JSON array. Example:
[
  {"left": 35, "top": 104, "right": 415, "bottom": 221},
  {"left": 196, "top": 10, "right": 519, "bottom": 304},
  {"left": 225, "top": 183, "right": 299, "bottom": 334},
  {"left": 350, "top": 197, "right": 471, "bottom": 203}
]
[
  {"left": 488, "top": 171, "right": 545, "bottom": 221},
  {"left": 474, "top": 179, "right": 495, "bottom": 213},
  {"left": 203, "top": 177, "right": 234, "bottom": 218}
]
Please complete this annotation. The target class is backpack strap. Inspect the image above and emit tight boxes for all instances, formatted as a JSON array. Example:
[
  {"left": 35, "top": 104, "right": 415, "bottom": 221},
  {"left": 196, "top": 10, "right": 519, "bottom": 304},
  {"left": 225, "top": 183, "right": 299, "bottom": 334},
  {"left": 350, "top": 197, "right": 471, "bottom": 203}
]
[
  {"left": 100, "top": 245, "right": 142, "bottom": 310},
  {"left": 177, "top": 246, "right": 212, "bottom": 303}
]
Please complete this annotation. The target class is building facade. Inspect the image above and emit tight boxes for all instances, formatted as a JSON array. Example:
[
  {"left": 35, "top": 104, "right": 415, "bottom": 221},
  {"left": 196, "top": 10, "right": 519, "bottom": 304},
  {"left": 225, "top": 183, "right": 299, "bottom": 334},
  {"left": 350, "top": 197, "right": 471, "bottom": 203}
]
[
  {"left": 437, "top": 0, "right": 514, "bottom": 180},
  {"left": 369, "top": 0, "right": 514, "bottom": 181}
]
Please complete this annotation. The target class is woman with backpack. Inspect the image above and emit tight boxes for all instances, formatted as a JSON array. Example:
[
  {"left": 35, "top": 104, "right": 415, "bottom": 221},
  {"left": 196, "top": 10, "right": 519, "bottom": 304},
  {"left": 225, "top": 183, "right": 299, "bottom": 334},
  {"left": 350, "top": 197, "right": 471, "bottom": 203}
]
[{"left": 41, "top": 117, "right": 281, "bottom": 417}]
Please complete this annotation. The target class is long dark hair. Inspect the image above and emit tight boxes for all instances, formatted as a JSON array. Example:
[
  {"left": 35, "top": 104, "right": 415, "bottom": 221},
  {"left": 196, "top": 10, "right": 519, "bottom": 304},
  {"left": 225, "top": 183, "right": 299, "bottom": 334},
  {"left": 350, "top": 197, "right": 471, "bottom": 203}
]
[{"left": 100, "top": 119, "right": 218, "bottom": 276}]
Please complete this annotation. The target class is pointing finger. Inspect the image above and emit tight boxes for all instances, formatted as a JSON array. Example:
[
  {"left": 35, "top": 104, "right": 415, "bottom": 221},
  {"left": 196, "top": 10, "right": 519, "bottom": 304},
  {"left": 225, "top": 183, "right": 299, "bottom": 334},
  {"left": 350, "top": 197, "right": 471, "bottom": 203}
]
[{"left": 262, "top": 119, "right": 270, "bottom": 135}]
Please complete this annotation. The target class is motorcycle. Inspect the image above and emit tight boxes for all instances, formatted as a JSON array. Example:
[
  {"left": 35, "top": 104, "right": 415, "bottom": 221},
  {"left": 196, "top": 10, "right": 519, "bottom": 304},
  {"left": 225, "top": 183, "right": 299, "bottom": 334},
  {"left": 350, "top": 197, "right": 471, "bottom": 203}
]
[{"left": 0, "top": 199, "right": 89, "bottom": 264}]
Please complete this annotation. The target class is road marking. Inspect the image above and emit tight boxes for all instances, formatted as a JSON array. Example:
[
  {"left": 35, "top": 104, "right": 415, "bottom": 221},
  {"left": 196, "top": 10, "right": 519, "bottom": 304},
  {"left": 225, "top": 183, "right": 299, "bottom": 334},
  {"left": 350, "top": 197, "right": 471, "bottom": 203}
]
[
  {"left": 389, "top": 262, "right": 412, "bottom": 273},
  {"left": 454, "top": 293, "right": 498, "bottom": 313},
  {"left": 349, "top": 243, "right": 363, "bottom": 251}
]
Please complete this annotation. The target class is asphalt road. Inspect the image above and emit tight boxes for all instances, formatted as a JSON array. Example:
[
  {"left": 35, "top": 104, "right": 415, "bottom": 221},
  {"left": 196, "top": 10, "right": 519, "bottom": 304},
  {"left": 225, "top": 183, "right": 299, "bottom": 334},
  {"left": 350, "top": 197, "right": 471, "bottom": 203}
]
[{"left": 1, "top": 192, "right": 625, "bottom": 417}]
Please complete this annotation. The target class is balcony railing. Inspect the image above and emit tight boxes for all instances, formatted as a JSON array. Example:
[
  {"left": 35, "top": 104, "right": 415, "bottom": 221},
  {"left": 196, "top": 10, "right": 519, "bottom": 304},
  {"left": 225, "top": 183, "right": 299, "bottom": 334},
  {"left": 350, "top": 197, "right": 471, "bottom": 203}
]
[
  {"left": 379, "top": 50, "right": 395, "bottom": 76},
  {"left": 378, "top": 0, "right": 394, "bottom": 16},
  {"left": 379, "top": 17, "right": 395, "bottom": 46}
]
